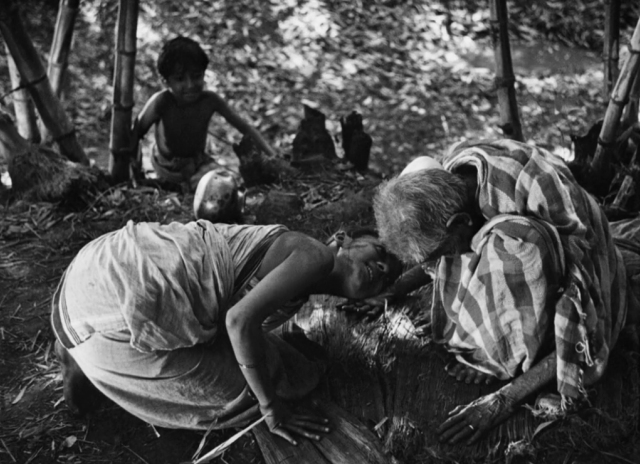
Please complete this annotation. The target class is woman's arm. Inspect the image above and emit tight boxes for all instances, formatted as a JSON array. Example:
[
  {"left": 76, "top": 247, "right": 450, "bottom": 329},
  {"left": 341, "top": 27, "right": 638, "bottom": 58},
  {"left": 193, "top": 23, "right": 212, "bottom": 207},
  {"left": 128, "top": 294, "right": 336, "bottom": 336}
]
[
  {"left": 211, "top": 93, "right": 278, "bottom": 158},
  {"left": 225, "top": 234, "right": 332, "bottom": 444},
  {"left": 437, "top": 352, "right": 557, "bottom": 445}
]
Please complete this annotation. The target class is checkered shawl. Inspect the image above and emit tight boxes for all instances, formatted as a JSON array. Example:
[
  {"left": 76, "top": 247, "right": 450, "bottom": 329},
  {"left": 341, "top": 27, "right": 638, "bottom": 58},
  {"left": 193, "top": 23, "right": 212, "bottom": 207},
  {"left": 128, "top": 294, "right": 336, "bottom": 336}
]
[{"left": 432, "top": 139, "right": 627, "bottom": 402}]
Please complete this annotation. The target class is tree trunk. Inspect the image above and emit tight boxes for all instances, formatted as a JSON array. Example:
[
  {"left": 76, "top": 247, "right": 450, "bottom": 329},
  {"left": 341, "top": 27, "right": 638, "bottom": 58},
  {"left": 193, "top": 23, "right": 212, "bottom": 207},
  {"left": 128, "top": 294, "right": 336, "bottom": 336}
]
[
  {"left": 489, "top": 0, "right": 524, "bottom": 142},
  {"left": 0, "top": 0, "right": 88, "bottom": 165},
  {"left": 108, "top": 0, "right": 139, "bottom": 183},
  {"left": 4, "top": 43, "right": 40, "bottom": 143},
  {"left": 603, "top": 0, "right": 621, "bottom": 98},
  {"left": 40, "top": 0, "right": 80, "bottom": 141},
  {"left": 592, "top": 18, "right": 640, "bottom": 173}
]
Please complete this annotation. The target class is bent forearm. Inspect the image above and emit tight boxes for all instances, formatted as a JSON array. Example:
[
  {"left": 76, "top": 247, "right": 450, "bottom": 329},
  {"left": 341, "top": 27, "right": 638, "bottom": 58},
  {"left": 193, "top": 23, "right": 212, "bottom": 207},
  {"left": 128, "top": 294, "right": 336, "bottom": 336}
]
[
  {"left": 228, "top": 324, "right": 277, "bottom": 407},
  {"left": 499, "top": 351, "right": 557, "bottom": 406},
  {"left": 245, "top": 127, "right": 277, "bottom": 158},
  {"left": 391, "top": 263, "right": 433, "bottom": 298}
]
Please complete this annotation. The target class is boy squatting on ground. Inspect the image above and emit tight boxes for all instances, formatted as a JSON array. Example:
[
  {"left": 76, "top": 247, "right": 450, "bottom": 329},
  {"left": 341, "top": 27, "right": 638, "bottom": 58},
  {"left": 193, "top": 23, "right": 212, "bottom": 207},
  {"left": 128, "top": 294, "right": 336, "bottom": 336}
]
[{"left": 129, "top": 36, "right": 277, "bottom": 190}]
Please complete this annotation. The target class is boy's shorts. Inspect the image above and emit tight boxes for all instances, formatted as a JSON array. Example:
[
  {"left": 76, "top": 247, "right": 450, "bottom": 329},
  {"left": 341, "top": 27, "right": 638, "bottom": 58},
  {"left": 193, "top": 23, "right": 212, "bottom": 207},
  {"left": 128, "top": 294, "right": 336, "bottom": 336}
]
[{"left": 151, "top": 144, "right": 219, "bottom": 189}]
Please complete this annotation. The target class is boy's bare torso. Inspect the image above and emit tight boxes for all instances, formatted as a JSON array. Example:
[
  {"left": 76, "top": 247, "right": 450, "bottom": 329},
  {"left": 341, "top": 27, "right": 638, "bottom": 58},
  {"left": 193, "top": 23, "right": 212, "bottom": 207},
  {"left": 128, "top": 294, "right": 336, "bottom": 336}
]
[{"left": 154, "top": 90, "right": 219, "bottom": 159}]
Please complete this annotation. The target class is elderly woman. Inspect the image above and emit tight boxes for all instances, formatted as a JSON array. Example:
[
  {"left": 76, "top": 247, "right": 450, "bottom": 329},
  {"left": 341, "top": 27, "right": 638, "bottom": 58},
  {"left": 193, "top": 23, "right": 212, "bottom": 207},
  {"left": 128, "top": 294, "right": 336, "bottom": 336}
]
[
  {"left": 374, "top": 138, "right": 633, "bottom": 445},
  {"left": 52, "top": 220, "right": 401, "bottom": 445}
]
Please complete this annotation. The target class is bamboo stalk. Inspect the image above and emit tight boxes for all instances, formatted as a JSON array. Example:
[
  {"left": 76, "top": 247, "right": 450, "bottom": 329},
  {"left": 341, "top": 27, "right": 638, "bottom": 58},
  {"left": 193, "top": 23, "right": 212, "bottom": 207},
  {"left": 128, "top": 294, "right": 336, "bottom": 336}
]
[
  {"left": 591, "top": 17, "right": 640, "bottom": 173},
  {"left": 40, "top": 0, "right": 80, "bottom": 142},
  {"left": 603, "top": 0, "right": 621, "bottom": 98},
  {"left": 108, "top": 0, "right": 139, "bottom": 182},
  {"left": 621, "top": 73, "right": 640, "bottom": 129},
  {"left": 0, "top": 0, "right": 88, "bottom": 164},
  {"left": 4, "top": 43, "right": 40, "bottom": 143},
  {"left": 489, "top": 0, "right": 524, "bottom": 142},
  {"left": 47, "top": 0, "right": 79, "bottom": 98}
]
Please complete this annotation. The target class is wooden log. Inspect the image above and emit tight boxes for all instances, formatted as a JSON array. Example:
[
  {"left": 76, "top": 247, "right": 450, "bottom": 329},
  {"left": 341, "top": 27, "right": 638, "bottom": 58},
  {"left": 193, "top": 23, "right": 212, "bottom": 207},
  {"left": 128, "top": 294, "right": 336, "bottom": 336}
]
[
  {"left": 0, "top": 0, "right": 88, "bottom": 165},
  {"left": 109, "top": 0, "right": 139, "bottom": 182},
  {"left": 592, "top": 17, "right": 640, "bottom": 173},
  {"left": 489, "top": 0, "right": 524, "bottom": 142},
  {"left": 4, "top": 43, "right": 39, "bottom": 143}
]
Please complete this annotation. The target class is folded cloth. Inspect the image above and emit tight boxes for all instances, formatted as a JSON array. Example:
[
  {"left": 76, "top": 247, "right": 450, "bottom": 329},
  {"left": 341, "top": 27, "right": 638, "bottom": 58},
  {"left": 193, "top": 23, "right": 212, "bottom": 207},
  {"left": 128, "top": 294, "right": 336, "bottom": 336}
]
[
  {"left": 151, "top": 143, "right": 203, "bottom": 183},
  {"left": 432, "top": 215, "right": 564, "bottom": 380},
  {"left": 53, "top": 221, "right": 286, "bottom": 353},
  {"left": 434, "top": 139, "right": 627, "bottom": 403}
]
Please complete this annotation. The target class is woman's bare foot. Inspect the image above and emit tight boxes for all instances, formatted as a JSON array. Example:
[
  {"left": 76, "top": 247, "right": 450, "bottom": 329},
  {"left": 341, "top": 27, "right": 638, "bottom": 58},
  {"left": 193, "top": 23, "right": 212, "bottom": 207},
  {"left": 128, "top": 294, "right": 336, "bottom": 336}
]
[
  {"left": 446, "top": 361, "right": 497, "bottom": 385},
  {"left": 55, "top": 340, "right": 105, "bottom": 417}
]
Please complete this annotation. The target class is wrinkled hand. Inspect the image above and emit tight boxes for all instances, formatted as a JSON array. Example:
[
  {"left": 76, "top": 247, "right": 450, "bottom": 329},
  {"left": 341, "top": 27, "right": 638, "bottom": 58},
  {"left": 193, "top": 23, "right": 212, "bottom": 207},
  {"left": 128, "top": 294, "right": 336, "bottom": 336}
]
[
  {"left": 260, "top": 397, "right": 330, "bottom": 445},
  {"left": 336, "top": 293, "right": 394, "bottom": 321},
  {"left": 437, "top": 391, "right": 514, "bottom": 445}
]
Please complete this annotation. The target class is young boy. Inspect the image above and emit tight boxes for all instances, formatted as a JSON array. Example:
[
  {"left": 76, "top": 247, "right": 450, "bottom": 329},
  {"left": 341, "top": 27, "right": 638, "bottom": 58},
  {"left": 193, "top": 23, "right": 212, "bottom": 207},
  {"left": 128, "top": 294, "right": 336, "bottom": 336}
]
[{"left": 131, "top": 36, "right": 277, "bottom": 189}]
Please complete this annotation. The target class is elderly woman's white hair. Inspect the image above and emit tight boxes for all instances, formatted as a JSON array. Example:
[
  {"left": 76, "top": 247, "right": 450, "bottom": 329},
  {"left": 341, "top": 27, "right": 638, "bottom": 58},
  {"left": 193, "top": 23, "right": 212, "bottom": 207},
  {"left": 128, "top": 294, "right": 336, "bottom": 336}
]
[
  {"left": 374, "top": 158, "right": 467, "bottom": 264},
  {"left": 400, "top": 156, "right": 444, "bottom": 176}
]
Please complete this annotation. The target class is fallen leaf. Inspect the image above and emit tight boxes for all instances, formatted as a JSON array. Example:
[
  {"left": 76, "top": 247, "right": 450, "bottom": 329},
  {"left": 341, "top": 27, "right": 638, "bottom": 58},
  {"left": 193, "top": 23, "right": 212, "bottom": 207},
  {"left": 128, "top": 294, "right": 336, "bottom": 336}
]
[
  {"left": 12, "top": 385, "right": 27, "bottom": 404},
  {"left": 62, "top": 436, "right": 77, "bottom": 448}
]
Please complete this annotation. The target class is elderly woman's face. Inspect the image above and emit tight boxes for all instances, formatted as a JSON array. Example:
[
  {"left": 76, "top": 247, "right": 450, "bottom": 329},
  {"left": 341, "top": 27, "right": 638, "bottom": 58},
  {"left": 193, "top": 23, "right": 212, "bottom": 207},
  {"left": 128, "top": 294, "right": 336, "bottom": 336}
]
[{"left": 334, "top": 235, "right": 393, "bottom": 299}]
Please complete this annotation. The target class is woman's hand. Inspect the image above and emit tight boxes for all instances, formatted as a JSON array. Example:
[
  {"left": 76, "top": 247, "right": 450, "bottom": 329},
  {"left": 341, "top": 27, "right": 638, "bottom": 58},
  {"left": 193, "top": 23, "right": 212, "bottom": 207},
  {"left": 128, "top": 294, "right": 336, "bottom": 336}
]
[
  {"left": 437, "top": 391, "right": 514, "bottom": 445},
  {"left": 260, "top": 397, "right": 330, "bottom": 445},
  {"left": 336, "top": 292, "right": 393, "bottom": 321},
  {"left": 438, "top": 353, "right": 557, "bottom": 445}
]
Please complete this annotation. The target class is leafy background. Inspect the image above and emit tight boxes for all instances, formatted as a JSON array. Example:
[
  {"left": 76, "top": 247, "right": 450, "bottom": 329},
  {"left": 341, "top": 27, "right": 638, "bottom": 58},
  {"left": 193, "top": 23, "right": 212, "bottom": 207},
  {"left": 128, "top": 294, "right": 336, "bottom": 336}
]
[{"left": 3, "top": 0, "right": 639, "bottom": 177}]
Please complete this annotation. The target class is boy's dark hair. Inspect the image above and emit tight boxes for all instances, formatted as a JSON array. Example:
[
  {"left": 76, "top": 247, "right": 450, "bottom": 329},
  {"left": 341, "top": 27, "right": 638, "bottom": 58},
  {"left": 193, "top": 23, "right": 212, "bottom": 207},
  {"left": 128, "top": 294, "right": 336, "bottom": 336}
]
[{"left": 157, "top": 36, "right": 209, "bottom": 79}]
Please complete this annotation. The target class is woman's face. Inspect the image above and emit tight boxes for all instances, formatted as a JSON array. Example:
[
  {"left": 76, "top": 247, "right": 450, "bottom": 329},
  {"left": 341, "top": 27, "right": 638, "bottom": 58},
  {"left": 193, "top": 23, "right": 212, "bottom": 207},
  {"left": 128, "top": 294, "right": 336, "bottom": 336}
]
[{"left": 333, "top": 234, "right": 394, "bottom": 299}]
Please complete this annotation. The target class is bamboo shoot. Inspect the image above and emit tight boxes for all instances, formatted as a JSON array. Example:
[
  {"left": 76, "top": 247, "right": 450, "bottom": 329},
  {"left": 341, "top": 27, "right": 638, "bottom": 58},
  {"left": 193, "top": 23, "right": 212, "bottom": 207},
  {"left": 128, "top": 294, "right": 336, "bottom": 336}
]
[
  {"left": 489, "top": 0, "right": 524, "bottom": 142},
  {"left": 4, "top": 43, "right": 40, "bottom": 143},
  {"left": 108, "top": 0, "right": 139, "bottom": 182}
]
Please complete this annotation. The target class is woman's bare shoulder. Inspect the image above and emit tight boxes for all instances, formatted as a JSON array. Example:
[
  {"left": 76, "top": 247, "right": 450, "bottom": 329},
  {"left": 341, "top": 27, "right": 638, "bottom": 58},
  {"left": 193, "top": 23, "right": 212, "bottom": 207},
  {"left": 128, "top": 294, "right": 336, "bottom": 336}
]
[{"left": 258, "top": 232, "right": 333, "bottom": 277}]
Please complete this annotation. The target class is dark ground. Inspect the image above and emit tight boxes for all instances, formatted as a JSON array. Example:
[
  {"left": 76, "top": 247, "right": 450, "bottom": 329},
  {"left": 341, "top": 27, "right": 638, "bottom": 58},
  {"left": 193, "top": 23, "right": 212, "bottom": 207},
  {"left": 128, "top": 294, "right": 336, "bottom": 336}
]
[{"left": 1, "top": 1, "right": 640, "bottom": 463}]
